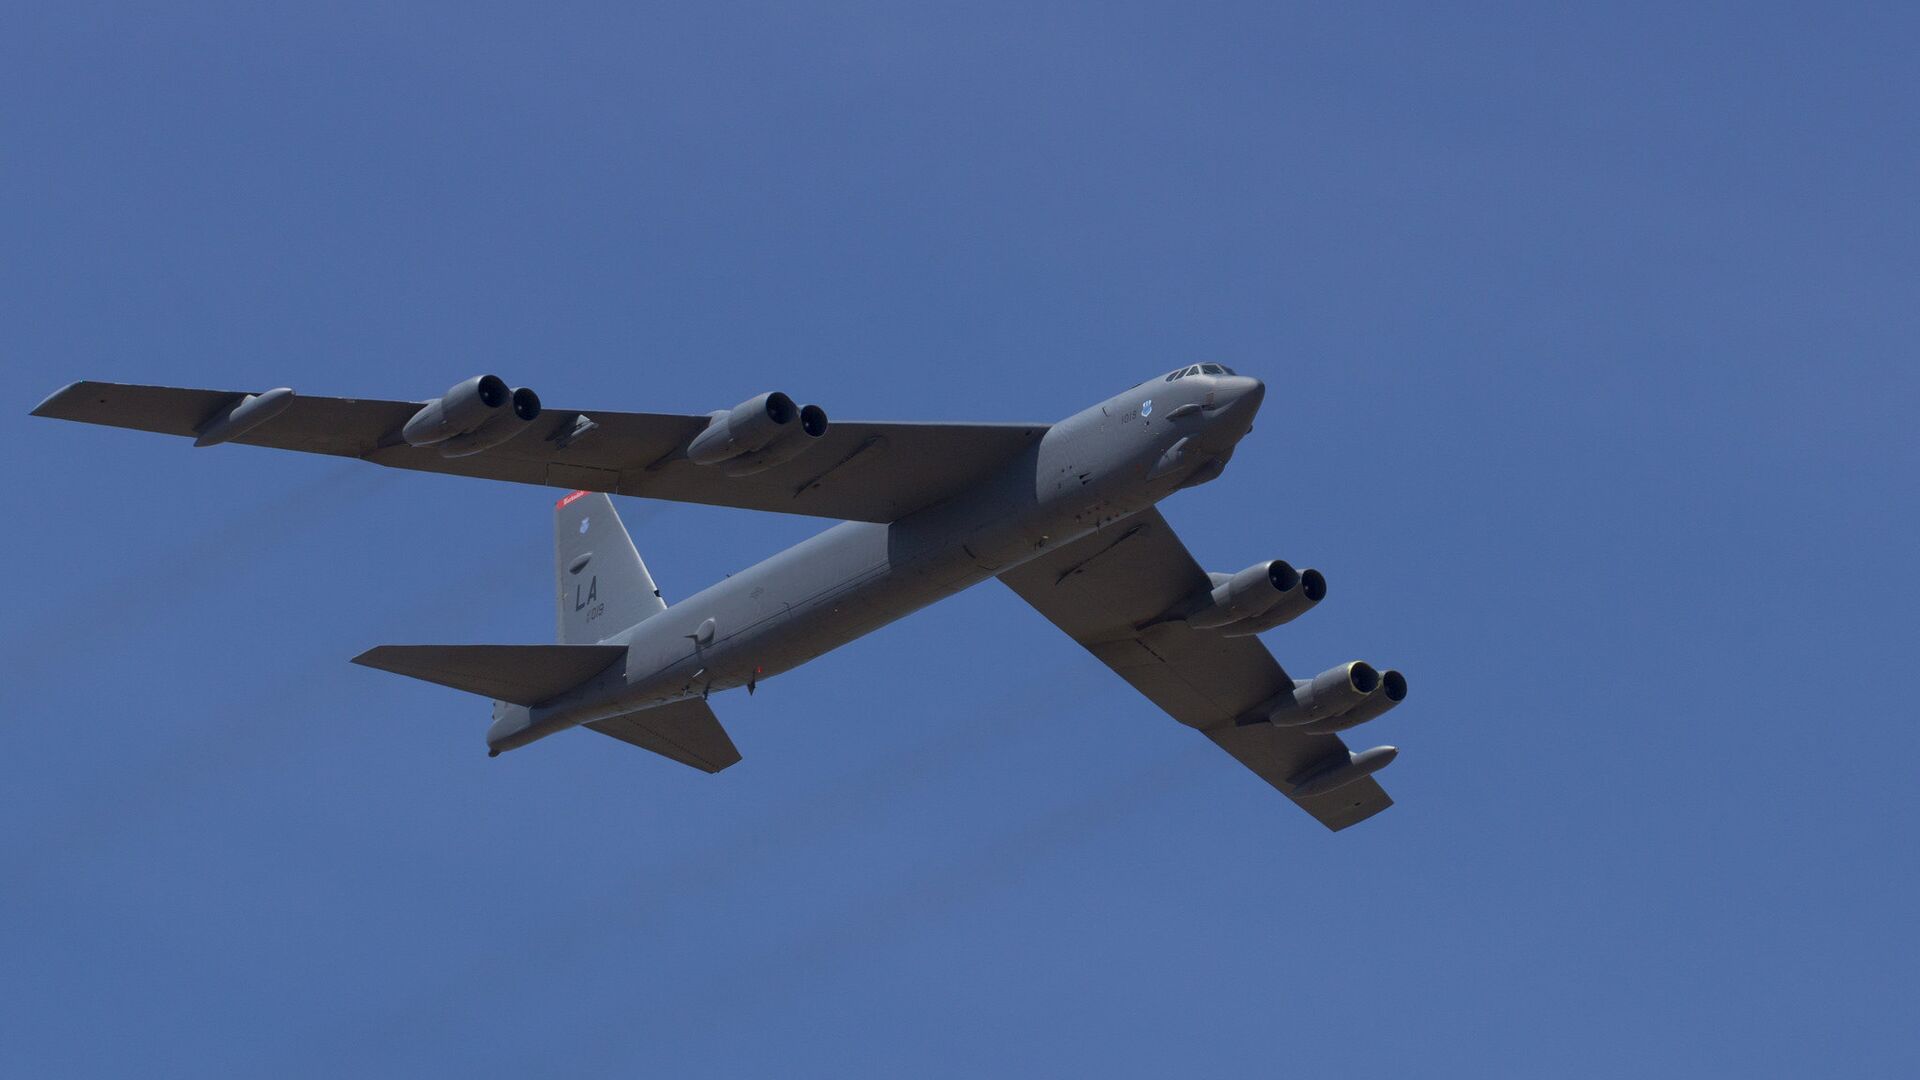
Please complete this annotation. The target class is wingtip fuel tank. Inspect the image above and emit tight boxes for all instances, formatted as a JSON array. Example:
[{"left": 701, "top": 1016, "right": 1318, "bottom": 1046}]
[
  {"left": 1289, "top": 745, "right": 1398, "bottom": 798},
  {"left": 193, "top": 387, "right": 296, "bottom": 446}
]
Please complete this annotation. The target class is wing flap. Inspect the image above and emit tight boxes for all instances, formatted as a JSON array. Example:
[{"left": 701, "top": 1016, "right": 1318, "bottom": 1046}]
[
  {"left": 351, "top": 644, "right": 628, "bottom": 706},
  {"left": 587, "top": 699, "right": 741, "bottom": 773}
]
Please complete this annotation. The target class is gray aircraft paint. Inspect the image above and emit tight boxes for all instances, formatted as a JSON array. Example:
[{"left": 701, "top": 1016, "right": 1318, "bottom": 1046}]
[
  {"left": 34, "top": 364, "right": 1404, "bottom": 829},
  {"left": 485, "top": 372, "right": 1264, "bottom": 752},
  {"left": 553, "top": 490, "right": 667, "bottom": 645}
]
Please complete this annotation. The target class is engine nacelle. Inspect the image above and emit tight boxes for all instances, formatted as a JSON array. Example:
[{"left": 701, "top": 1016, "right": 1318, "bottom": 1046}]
[
  {"left": 439, "top": 386, "right": 542, "bottom": 457},
  {"left": 401, "top": 375, "right": 511, "bottom": 447},
  {"left": 1261, "top": 661, "right": 1384, "bottom": 728},
  {"left": 1216, "top": 567, "right": 1325, "bottom": 636},
  {"left": 687, "top": 392, "right": 800, "bottom": 465},
  {"left": 722, "top": 404, "right": 830, "bottom": 476},
  {"left": 1300, "top": 669, "right": 1407, "bottom": 733},
  {"left": 1186, "top": 560, "right": 1305, "bottom": 630}
]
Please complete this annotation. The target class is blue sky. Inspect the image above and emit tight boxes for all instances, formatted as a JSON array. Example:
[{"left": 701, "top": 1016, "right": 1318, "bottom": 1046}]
[{"left": 3, "top": 3, "right": 1915, "bottom": 1075}]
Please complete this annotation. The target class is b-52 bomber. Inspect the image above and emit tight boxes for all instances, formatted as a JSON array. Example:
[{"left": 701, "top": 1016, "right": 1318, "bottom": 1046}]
[{"left": 33, "top": 365, "right": 1411, "bottom": 830}]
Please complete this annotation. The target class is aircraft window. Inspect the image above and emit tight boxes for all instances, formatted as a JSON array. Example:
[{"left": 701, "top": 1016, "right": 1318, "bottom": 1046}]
[
  {"left": 1186, "top": 365, "right": 1201, "bottom": 377},
  {"left": 1164, "top": 370, "right": 1181, "bottom": 382},
  {"left": 1218, "top": 365, "right": 1236, "bottom": 375},
  {"left": 1200, "top": 363, "right": 1225, "bottom": 375}
]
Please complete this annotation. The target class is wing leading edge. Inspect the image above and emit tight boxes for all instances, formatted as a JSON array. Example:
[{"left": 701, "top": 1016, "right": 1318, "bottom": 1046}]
[
  {"left": 31, "top": 380, "right": 1049, "bottom": 523},
  {"left": 996, "top": 508, "right": 1394, "bottom": 831}
]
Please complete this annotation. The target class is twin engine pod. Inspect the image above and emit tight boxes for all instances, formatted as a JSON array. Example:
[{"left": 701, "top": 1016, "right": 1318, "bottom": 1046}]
[
  {"left": 686, "top": 391, "right": 831, "bottom": 476},
  {"left": 1256, "top": 660, "right": 1410, "bottom": 734},
  {"left": 401, "top": 374, "right": 543, "bottom": 458},
  {"left": 1185, "top": 559, "right": 1327, "bottom": 635}
]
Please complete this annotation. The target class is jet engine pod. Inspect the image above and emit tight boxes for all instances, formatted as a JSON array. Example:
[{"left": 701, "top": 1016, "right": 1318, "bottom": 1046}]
[
  {"left": 1216, "top": 567, "right": 1325, "bottom": 637},
  {"left": 1301, "top": 669, "right": 1407, "bottom": 733},
  {"left": 1262, "top": 661, "right": 1382, "bottom": 727},
  {"left": 687, "top": 392, "right": 799, "bottom": 465},
  {"left": 401, "top": 375, "right": 512, "bottom": 447},
  {"left": 439, "top": 386, "right": 542, "bottom": 458},
  {"left": 722, "top": 404, "right": 830, "bottom": 477},
  {"left": 1186, "top": 559, "right": 1303, "bottom": 630}
]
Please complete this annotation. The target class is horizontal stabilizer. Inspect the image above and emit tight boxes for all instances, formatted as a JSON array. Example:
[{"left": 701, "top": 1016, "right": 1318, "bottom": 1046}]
[
  {"left": 352, "top": 644, "right": 627, "bottom": 705},
  {"left": 587, "top": 699, "right": 742, "bottom": 773}
]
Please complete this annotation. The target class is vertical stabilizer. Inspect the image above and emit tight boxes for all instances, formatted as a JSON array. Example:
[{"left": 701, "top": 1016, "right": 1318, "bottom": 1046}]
[{"left": 554, "top": 491, "right": 667, "bottom": 643}]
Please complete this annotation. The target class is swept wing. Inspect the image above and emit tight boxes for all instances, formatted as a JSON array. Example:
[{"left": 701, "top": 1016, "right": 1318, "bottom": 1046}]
[
  {"left": 997, "top": 508, "right": 1393, "bottom": 831},
  {"left": 32, "top": 380, "right": 1048, "bottom": 523}
]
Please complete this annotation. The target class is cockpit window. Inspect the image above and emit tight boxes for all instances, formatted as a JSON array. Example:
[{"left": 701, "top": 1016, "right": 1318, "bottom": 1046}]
[{"left": 1163, "top": 363, "right": 1237, "bottom": 382}]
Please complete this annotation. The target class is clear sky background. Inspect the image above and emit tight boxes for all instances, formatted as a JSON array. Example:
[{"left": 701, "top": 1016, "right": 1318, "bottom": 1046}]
[{"left": 3, "top": 3, "right": 1915, "bottom": 1076}]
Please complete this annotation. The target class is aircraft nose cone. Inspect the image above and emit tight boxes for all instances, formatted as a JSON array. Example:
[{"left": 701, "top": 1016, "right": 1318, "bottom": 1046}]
[
  {"left": 1191, "top": 375, "right": 1264, "bottom": 452},
  {"left": 1222, "top": 375, "right": 1264, "bottom": 419}
]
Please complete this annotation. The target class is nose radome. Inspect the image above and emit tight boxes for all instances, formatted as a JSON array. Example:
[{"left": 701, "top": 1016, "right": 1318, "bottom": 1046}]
[{"left": 1229, "top": 375, "right": 1265, "bottom": 413}]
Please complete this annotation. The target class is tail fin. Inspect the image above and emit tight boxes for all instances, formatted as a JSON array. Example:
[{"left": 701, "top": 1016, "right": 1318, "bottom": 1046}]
[{"left": 554, "top": 490, "right": 666, "bottom": 643}]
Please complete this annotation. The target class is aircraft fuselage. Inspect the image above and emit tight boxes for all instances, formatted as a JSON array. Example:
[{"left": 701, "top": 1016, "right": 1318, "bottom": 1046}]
[{"left": 488, "top": 371, "right": 1265, "bottom": 752}]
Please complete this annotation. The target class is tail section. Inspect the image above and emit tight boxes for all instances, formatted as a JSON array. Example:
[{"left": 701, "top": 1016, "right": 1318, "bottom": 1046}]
[
  {"left": 554, "top": 490, "right": 666, "bottom": 643},
  {"left": 586, "top": 699, "right": 741, "bottom": 773},
  {"left": 356, "top": 491, "right": 743, "bottom": 772},
  {"left": 351, "top": 644, "right": 627, "bottom": 704}
]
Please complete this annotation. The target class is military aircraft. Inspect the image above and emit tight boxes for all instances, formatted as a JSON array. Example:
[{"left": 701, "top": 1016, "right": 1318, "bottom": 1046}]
[{"left": 33, "top": 365, "right": 1409, "bottom": 830}]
